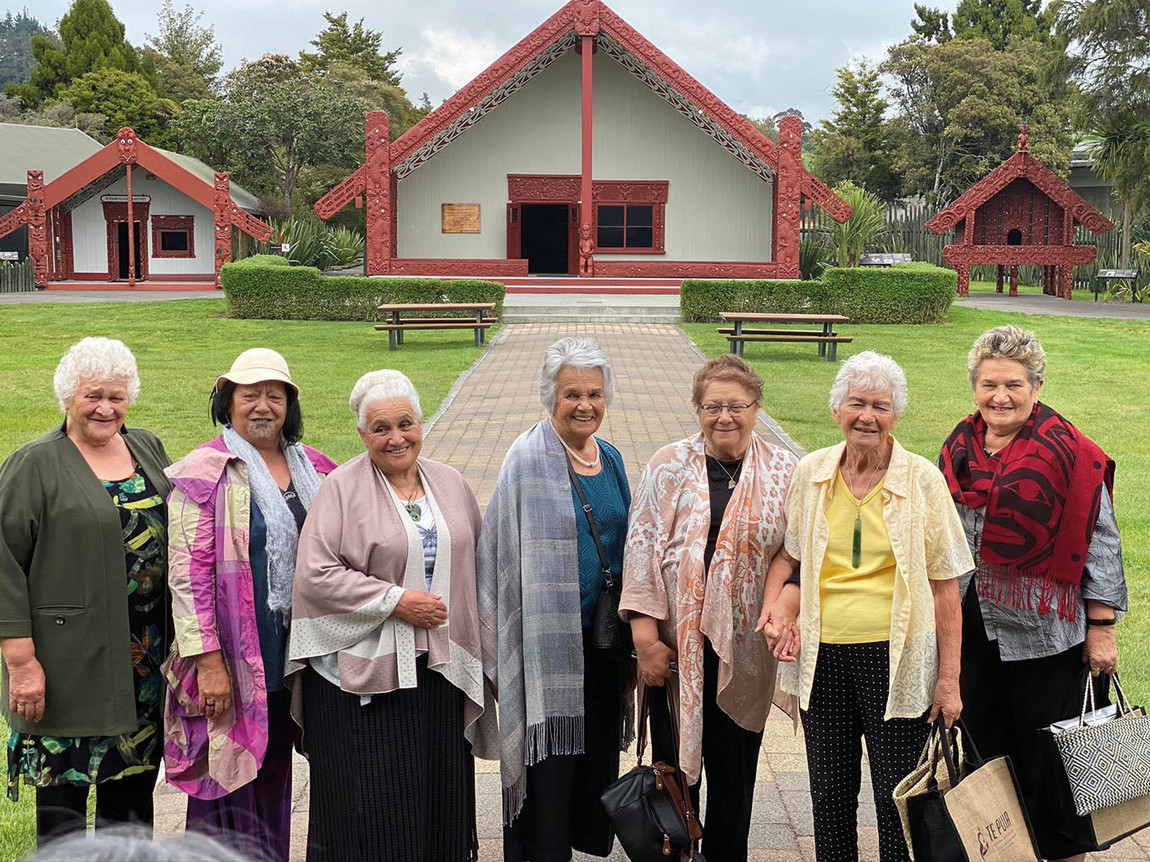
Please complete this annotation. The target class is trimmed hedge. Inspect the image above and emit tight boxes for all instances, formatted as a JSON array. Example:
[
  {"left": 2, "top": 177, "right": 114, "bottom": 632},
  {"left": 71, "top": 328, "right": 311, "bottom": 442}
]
[
  {"left": 220, "top": 260, "right": 506, "bottom": 321},
  {"left": 680, "top": 262, "right": 956, "bottom": 325}
]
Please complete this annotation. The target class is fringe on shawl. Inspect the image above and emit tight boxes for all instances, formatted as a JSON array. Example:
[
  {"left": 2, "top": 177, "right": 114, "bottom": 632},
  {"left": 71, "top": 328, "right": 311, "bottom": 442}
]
[
  {"left": 976, "top": 560, "right": 1081, "bottom": 621},
  {"left": 502, "top": 715, "right": 587, "bottom": 824}
]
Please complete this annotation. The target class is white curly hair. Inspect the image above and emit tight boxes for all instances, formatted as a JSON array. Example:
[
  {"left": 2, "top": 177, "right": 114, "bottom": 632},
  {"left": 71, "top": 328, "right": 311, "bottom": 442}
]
[
  {"left": 349, "top": 369, "right": 422, "bottom": 429},
  {"left": 53, "top": 337, "right": 140, "bottom": 411}
]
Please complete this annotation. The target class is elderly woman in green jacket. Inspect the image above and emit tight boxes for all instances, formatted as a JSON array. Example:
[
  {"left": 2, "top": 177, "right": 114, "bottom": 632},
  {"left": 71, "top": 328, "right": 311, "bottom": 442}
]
[{"left": 0, "top": 337, "right": 172, "bottom": 843}]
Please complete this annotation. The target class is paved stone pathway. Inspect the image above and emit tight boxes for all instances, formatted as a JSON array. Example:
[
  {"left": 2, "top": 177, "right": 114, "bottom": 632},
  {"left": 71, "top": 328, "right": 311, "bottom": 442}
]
[
  {"left": 153, "top": 322, "right": 1150, "bottom": 861},
  {"left": 960, "top": 291, "right": 1150, "bottom": 320}
]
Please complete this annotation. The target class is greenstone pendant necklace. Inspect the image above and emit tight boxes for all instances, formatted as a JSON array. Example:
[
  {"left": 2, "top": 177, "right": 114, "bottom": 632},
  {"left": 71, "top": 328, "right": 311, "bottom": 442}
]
[{"left": 845, "top": 460, "right": 884, "bottom": 568}]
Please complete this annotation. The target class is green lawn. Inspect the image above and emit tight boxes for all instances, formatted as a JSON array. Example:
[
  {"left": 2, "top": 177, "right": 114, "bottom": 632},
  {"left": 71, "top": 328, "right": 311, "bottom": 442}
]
[
  {"left": 0, "top": 297, "right": 496, "bottom": 861},
  {"left": 683, "top": 304, "right": 1149, "bottom": 706}
]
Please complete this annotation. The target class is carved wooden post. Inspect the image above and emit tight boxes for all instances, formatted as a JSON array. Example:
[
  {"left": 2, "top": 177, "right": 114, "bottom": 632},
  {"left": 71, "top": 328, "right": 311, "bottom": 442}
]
[
  {"left": 26, "top": 171, "right": 47, "bottom": 288},
  {"left": 996, "top": 264, "right": 1004, "bottom": 293},
  {"left": 956, "top": 266, "right": 970, "bottom": 297},
  {"left": 577, "top": 25, "right": 597, "bottom": 277},
  {"left": 775, "top": 115, "right": 802, "bottom": 279},
  {"left": 1009, "top": 265, "right": 1019, "bottom": 296},
  {"left": 364, "top": 111, "right": 391, "bottom": 276},
  {"left": 213, "top": 172, "right": 233, "bottom": 287}
]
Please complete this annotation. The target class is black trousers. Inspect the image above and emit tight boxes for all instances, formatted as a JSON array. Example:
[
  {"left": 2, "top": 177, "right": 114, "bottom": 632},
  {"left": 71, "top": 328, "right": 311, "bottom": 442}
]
[
  {"left": 649, "top": 636, "right": 764, "bottom": 862},
  {"left": 35, "top": 769, "right": 157, "bottom": 844},
  {"left": 960, "top": 589, "right": 1107, "bottom": 859},
  {"left": 504, "top": 629, "right": 626, "bottom": 862},
  {"left": 801, "top": 641, "right": 930, "bottom": 862}
]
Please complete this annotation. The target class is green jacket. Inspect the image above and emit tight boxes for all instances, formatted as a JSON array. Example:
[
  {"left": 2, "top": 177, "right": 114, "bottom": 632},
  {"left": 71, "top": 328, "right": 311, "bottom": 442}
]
[{"left": 0, "top": 425, "right": 172, "bottom": 737}]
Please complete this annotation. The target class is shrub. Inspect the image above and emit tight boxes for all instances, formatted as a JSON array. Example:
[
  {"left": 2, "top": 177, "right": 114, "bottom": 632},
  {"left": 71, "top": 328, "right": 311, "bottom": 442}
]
[
  {"left": 327, "top": 227, "right": 366, "bottom": 268},
  {"left": 829, "top": 181, "right": 887, "bottom": 267},
  {"left": 820, "top": 262, "right": 956, "bottom": 323},
  {"left": 800, "top": 236, "right": 833, "bottom": 281},
  {"left": 220, "top": 260, "right": 506, "bottom": 321},
  {"left": 680, "top": 262, "right": 955, "bottom": 325}
]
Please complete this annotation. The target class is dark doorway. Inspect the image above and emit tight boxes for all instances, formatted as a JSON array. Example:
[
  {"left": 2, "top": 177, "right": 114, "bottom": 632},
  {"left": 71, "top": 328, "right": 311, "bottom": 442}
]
[
  {"left": 520, "top": 204, "right": 570, "bottom": 274},
  {"left": 117, "top": 221, "right": 143, "bottom": 279},
  {"left": 1006, "top": 228, "right": 1023, "bottom": 246}
]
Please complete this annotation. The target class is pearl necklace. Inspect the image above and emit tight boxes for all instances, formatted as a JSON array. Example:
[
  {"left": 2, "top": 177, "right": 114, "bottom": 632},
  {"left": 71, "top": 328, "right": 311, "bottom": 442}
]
[{"left": 555, "top": 424, "right": 601, "bottom": 468}]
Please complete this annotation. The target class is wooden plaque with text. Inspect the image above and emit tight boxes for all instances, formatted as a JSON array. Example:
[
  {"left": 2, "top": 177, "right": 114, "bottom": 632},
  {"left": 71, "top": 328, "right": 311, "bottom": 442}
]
[{"left": 441, "top": 203, "right": 481, "bottom": 234}]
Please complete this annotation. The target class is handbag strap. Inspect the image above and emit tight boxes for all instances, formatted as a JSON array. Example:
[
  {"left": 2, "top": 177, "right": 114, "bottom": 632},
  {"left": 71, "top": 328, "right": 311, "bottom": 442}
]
[
  {"left": 565, "top": 454, "right": 616, "bottom": 586},
  {"left": 637, "top": 680, "right": 702, "bottom": 848}
]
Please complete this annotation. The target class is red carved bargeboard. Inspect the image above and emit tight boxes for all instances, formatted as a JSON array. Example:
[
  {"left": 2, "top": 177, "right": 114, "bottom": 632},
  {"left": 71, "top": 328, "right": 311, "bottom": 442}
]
[
  {"left": 389, "top": 258, "right": 529, "bottom": 276},
  {"left": 942, "top": 245, "right": 1097, "bottom": 266}
]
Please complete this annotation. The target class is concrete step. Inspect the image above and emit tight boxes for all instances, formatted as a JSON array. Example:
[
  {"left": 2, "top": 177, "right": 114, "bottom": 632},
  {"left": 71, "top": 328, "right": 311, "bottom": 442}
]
[{"left": 502, "top": 293, "right": 681, "bottom": 323}]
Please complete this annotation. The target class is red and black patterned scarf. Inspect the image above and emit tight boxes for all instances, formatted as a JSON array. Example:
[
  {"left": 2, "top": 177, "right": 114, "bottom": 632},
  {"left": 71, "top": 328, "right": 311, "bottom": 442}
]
[{"left": 939, "top": 402, "right": 1114, "bottom": 620}]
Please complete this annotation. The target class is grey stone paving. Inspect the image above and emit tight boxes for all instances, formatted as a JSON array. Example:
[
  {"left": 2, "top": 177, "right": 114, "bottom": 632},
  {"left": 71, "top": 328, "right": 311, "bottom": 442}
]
[
  {"left": 960, "top": 291, "right": 1150, "bottom": 319},
  {"left": 153, "top": 322, "right": 1150, "bottom": 861}
]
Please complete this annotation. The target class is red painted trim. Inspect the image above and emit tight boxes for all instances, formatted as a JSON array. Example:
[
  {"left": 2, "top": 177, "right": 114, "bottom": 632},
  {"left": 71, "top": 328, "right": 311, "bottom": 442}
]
[
  {"left": 928, "top": 151, "right": 1114, "bottom": 235},
  {"left": 102, "top": 198, "right": 150, "bottom": 281},
  {"left": 364, "top": 112, "right": 391, "bottom": 275},
  {"left": 501, "top": 276, "right": 679, "bottom": 286},
  {"left": 73, "top": 271, "right": 210, "bottom": 281},
  {"left": 389, "top": 171, "right": 398, "bottom": 257},
  {"left": 389, "top": 258, "right": 530, "bottom": 276},
  {"left": 592, "top": 201, "right": 663, "bottom": 253},
  {"left": 46, "top": 280, "right": 217, "bottom": 291},
  {"left": 315, "top": 165, "right": 365, "bottom": 220},
  {"left": 57, "top": 208, "right": 74, "bottom": 279},
  {"left": 941, "top": 245, "right": 1097, "bottom": 266},
  {"left": 595, "top": 260, "right": 781, "bottom": 278},
  {"left": 580, "top": 33, "right": 595, "bottom": 277},
  {"left": 509, "top": 175, "right": 581, "bottom": 202},
  {"left": 151, "top": 215, "right": 195, "bottom": 259}
]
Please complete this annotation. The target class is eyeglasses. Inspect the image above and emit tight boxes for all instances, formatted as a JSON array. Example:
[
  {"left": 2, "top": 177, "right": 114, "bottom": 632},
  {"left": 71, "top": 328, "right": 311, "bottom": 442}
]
[{"left": 698, "top": 401, "right": 758, "bottom": 416}]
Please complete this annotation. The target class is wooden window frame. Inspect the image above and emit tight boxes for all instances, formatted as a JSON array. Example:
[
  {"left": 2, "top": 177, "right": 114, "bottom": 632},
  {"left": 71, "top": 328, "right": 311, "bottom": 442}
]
[
  {"left": 152, "top": 215, "right": 195, "bottom": 259},
  {"left": 594, "top": 202, "right": 659, "bottom": 253}
]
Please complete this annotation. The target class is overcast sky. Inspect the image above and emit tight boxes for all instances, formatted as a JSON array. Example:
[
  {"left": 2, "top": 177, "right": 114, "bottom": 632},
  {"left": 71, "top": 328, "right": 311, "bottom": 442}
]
[{"left": 28, "top": 0, "right": 960, "bottom": 124}]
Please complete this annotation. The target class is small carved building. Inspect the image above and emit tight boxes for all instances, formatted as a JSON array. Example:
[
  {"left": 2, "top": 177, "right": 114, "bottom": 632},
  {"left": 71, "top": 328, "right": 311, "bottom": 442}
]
[
  {"left": 0, "top": 125, "right": 269, "bottom": 288},
  {"left": 927, "top": 125, "right": 1114, "bottom": 298},
  {"left": 317, "top": 0, "right": 851, "bottom": 281}
]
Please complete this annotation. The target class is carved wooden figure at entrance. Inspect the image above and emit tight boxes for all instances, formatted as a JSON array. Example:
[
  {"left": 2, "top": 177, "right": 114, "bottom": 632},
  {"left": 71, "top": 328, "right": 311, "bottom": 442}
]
[
  {"left": 579, "top": 223, "right": 594, "bottom": 274},
  {"left": 26, "top": 171, "right": 47, "bottom": 288},
  {"left": 928, "top": 123, "right": 1113, "bottom": 298}
]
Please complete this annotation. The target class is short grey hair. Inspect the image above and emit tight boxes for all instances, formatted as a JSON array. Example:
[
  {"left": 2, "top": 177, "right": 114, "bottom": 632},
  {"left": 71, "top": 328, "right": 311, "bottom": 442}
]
[
  {"left": 967, "top": 325, "right": 1045, "bottom": 388},
  {"left": 349, "top": 369, "right": 422, "bottom": 429},
  {"left": 829, "top": 350, "right": 909, "bottom": 418},
  {"left": 539, "top": 336, "right": 615, "bottom": 413},
  {"left": 53, "top": 337, "right": 140, "bottom": 411},
  {"left": 27, "top": 825, "right": 248, "bottom": 860}
]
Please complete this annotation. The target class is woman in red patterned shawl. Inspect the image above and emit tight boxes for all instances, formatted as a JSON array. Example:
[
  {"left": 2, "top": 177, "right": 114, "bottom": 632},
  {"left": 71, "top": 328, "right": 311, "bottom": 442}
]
[{"left": 939, "top": 325, "right": 1127, "bottom": 862}]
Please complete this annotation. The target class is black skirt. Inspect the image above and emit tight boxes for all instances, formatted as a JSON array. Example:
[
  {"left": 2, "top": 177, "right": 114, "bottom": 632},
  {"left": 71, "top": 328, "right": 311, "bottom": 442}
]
[
  {"left": 302, "top": 657, "right": 477, "bottom": 862},
  {"left": 503, "top": 629, "right": 627, "bottom": 862}
]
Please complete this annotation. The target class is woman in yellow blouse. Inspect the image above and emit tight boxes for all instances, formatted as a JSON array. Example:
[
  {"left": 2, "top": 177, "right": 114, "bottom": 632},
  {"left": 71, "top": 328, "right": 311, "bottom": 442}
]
[{"left": 757, "top": 350, "right": 973, "bottom": 862}]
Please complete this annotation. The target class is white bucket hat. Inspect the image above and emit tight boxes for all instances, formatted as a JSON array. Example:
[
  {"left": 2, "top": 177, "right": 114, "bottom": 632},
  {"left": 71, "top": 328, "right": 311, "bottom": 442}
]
[{"left": 215, "top": 348, "right": 299, "bottom": 395}]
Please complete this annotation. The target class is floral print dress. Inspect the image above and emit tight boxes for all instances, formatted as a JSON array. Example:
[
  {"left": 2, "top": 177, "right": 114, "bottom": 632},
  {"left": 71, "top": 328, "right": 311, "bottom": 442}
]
[{"left": 6, "top": 468, "right": 167, "bottom": 801}]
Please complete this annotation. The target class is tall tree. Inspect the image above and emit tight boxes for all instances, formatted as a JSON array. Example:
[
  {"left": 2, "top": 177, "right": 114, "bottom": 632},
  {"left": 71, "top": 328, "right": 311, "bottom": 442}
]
[
  {"left": 144, "top": 0, "right": 223, "bottom": 101},
  {"left": 951, "top": 0, "right": 1053, "bottom": 49},
  {"left": 882, "top": 36, "right": 1074, "bottom": 204},
  {"left": 60, "top": 67, "right": 174, "bottom": 143},
  {"left": 1058, "top": 1, "right": 1150, "bottom": 266},
  {"left": 911, "top": 5, "right": 952, "bottom": 43},
  {"left": 0, "top": 10, "right": 50, "bottom": 88},
  {"left": 177, "top": 54, "right": 365, "bottom": 214},
  {"left": 299, "top": 12, "right": 401, "bottom": 85},
  {"left": 5, "top": 0, "right": 138, "bottom": 107},
  {"left": 808, "top": 60, "right": 900, "bottom": 199}
]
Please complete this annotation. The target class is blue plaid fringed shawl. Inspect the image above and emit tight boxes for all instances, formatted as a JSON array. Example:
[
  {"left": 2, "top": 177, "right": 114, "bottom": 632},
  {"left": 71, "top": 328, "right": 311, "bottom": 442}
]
[{"left": 477, "top": 419, "right": 632, "bottom": 823}]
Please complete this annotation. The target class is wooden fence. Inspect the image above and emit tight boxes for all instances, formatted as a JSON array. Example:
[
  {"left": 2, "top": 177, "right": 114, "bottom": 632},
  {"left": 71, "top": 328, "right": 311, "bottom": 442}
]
[
  {"left": 0, "top": 258, "right": 34, "bottom": 293},
  {"left": 801, "top": 201, "right": 1136, "bottom": 289}
]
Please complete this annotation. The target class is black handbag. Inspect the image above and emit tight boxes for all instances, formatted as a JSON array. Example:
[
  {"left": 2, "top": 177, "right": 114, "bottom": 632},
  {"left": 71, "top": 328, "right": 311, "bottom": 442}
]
[
  {"left": 567, "top": 457, "right": 633, "bottom": 662},
  {"left": 600, "top": 684, "right": 705, "bottom": 861}
]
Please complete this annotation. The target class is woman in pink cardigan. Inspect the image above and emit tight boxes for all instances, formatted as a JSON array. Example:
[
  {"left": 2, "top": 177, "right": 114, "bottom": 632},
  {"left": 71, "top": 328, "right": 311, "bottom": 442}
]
[
  {"left": 162, "top": 349, "right": 336, "bottom": 862},
  {"left": 286, "top": 369, "right": 497, "bottom": 862}
]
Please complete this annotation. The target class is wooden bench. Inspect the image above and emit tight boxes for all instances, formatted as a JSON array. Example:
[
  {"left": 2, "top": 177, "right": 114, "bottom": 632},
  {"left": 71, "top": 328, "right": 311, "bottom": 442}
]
[
  {"left": 719, "top": 312, "right": 852, "bottom": 361},
  {"left": 375, "top": 302, "right": 498, "bottom": 350}
]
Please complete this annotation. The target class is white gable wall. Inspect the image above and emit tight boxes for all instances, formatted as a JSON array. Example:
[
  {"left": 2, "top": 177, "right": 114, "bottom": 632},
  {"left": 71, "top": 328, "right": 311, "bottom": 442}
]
[
  {"left": 70, "top": 165, "right": 215, "bottom": 276},
  {"left": 396, "top": 47, "right": 773, "bottom": 262},
  {"left": 397, "top": 51, "right": 582, "bottom": 259}
]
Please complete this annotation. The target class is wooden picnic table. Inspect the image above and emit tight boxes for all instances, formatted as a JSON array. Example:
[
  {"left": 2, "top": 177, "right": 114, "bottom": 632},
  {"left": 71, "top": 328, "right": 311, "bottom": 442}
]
[
  {"left": 375, "top": 302, "right": 498, "bottom": 350},
  {"left": 719, "top": 312, "right": 852, "bottom": 361}
]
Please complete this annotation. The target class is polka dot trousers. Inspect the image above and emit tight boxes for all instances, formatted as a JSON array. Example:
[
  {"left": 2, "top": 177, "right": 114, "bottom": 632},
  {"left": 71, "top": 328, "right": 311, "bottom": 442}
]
[{"left": 800, "top": 641, "right": 930, "bottom": 862}]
